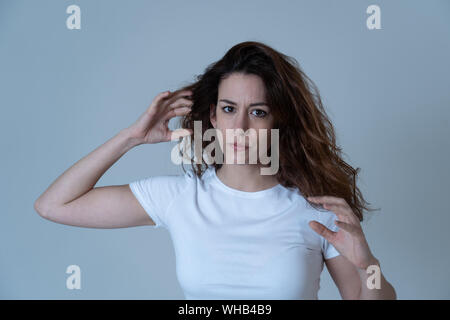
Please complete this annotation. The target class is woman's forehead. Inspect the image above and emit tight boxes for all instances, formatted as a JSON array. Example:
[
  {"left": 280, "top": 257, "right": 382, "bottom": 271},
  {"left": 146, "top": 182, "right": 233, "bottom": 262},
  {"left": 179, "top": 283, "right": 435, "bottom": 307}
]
[{"left": 218, "top": 73, "right": 266, "bottom": 98}]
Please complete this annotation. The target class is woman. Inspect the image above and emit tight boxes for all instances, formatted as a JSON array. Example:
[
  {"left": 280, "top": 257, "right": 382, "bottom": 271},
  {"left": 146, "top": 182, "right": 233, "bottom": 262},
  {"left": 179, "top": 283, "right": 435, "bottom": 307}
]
[{"left": 34, "top": 41, "right": 396, "bottom": 300}]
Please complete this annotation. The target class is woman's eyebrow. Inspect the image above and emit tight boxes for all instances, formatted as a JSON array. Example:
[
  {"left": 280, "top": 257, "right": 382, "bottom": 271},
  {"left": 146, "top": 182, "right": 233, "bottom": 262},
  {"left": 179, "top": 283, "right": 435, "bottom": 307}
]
[{"left": 219, "top": 99, "right": 268, "bottom": 107}]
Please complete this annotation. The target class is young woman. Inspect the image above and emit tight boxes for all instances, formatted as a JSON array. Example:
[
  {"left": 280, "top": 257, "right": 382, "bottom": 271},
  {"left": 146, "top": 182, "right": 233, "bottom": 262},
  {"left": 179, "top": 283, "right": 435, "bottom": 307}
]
[{"left": 34, "top": 41, "right": 396, "bottom": 300}]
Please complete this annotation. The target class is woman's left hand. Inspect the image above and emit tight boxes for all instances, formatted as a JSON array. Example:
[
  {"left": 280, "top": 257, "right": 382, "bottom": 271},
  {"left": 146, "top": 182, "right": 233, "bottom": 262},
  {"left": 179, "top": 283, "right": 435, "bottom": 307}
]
[{"left": 307, "top": 195, "right": 377, "bottom": 270}]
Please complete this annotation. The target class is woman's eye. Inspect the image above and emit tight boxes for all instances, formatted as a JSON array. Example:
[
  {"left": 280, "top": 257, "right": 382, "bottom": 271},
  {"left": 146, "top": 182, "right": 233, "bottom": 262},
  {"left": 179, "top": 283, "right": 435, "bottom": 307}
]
[
  {"left": 222, "top": 106, "right": 234, "bottom": 113},
  {"left": 222, "top": 106, "right": 267, "bottom": 117},
  {"left": 251, "top": 109, "right": 267, "bottom": 118}
]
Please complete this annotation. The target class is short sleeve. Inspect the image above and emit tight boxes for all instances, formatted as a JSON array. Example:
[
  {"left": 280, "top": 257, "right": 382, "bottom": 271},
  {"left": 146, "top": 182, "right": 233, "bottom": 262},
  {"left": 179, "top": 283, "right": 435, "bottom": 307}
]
[
  {"left": 128, "top": 172, "right": 191, "bottom": 229},
  {"left": 320, "top": 210, "right": 341, "bottom": 260}
]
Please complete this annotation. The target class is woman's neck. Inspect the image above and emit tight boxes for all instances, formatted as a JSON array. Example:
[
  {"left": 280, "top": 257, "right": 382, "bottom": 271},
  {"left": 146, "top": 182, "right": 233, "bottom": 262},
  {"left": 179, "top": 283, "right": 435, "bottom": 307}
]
[{"left": 215, "top": 164, "right": 279, "bottom": 192}]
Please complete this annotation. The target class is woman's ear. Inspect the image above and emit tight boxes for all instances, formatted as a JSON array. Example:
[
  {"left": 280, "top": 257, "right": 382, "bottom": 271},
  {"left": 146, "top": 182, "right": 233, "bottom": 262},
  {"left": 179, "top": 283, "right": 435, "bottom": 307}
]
[{"left": 210, "top": 104, "right": 217, "bottom": 128}]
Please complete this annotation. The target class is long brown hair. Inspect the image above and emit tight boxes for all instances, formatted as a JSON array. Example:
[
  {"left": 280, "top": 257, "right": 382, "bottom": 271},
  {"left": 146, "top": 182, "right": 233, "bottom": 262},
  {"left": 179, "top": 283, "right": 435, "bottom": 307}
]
[{"left": 169, "top": 41, "right": 376, "bottom": 221}]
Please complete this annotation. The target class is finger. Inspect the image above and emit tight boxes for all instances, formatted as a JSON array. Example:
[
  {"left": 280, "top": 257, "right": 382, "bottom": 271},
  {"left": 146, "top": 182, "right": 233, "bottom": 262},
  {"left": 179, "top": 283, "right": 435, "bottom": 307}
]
[
  {"left": 307, "top": 195, "right": 347, "bottom": 207},
  {"left": 165, "top": 90, "right": 193, "bottom": 106},
  {"left": 167, "top": 128, "right": 193, "bottom": 141},
  {"left": 334, "top": 220, "right": 358, "bottom": 235},
  {"left": 173, "top": 89, "right": 193, "bottom": 97},
  {"left": 322, "top": 203, "right": 359, "bottom": 224},
  {"left": 174, "top": 106, "right": 192, "bottom": 115},
  {"left": 147, "top": 91, "right": 171, "bottom": 112},
  {"left": 164, "top": 106, "right": 192, "bottom": 121},
  {"left": 167, "top": 98, "right": 194, "bottom": 110},
  {"left": 308, "top": 220, "right": 337, "bottom": 243}
]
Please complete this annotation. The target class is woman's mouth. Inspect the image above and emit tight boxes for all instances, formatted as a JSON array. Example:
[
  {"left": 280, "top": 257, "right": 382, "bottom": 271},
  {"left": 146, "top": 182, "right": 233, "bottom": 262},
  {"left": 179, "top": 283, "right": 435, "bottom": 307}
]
[{"left": 232, "top": 142, "right": 249, "bottom": 151}]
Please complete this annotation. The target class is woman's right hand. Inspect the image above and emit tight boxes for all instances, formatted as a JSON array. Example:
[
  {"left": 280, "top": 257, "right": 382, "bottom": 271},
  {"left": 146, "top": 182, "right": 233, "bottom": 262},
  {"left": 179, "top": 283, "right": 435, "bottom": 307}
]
[{"left": 125, "top": 89, "right": 194, "bottom": 145}]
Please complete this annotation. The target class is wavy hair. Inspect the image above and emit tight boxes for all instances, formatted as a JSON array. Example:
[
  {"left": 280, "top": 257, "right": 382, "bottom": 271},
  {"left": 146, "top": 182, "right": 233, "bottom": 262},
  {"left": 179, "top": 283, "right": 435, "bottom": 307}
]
[{"left": 168, "top": 41, "right": 376, "bottom": 221}]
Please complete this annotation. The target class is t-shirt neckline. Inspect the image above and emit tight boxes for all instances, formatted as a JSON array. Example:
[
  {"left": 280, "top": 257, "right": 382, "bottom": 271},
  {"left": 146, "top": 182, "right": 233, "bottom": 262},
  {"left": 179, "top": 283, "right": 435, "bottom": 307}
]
[{"left": 210, "top": 167, "right": 282, "bottom": 198}]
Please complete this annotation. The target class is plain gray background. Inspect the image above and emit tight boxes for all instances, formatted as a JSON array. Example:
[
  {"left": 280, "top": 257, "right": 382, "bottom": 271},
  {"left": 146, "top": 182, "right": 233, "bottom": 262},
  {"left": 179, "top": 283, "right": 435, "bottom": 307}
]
[{"left": 1, "top": 0, "right": 449, "bottom": 299}]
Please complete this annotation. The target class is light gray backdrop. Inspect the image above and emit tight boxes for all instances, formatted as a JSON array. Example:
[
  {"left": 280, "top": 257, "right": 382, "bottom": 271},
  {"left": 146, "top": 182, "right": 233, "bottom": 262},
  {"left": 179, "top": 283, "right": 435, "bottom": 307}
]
[{"left": 1, "top": 0, "right": 449, "bottom": 299}]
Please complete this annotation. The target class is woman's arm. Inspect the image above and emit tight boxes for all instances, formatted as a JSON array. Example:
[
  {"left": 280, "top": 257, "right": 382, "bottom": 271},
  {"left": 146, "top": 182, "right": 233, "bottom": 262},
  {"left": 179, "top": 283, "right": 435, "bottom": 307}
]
[
  {"left": 356, "top": 256, "right": 397, "bottom": 300},
  {"left": 325, "top": 255, "right": 397, "bottom": 300},
  {"left": 308, "top": 195, "right": 397, "bottom": 299},
  {"left": 34, "top": 89, "right": 193, "bottom": 228},
  {"left": 34, "top": 129, "right": 152, "bottom": 228}
]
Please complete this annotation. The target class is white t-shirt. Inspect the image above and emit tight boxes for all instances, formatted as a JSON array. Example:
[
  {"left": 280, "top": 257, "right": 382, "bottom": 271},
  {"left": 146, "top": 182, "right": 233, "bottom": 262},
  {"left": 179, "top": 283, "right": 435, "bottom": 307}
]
[{"left": 129, "top": 166, "right": 340, "bottom": 300}]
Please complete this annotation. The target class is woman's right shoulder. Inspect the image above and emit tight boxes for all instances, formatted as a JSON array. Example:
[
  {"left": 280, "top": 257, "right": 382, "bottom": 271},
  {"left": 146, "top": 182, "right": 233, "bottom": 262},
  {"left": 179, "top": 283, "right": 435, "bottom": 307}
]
[
  {"left": 141, "top": 168, "right": 196, "bottom": 187},
  {"left": 128, "top": 169, "right": 196, "bottom": 207},
  {"left": 130, "top": 166, "right": 213, "bottom": 196}
]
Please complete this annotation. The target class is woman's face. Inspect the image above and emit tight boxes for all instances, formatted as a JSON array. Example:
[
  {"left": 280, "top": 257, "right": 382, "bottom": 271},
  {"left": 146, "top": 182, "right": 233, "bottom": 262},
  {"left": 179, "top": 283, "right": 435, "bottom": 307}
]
[{"left": 210, "top": 72, "right": 275, "bottom": 164}]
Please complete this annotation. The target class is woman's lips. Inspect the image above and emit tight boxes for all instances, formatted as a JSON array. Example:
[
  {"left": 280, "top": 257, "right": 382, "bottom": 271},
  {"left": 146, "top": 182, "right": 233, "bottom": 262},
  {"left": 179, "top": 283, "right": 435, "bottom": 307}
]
[{"left": 232, "top": 142, "right": 249, "bottom": 150}]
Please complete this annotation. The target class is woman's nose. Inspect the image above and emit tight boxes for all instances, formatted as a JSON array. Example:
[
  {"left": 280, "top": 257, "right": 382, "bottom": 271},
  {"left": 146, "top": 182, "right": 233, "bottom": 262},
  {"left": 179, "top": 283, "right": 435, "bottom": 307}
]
[{"left": 233, "top": 113, "right": 249, "bottom": 131}]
